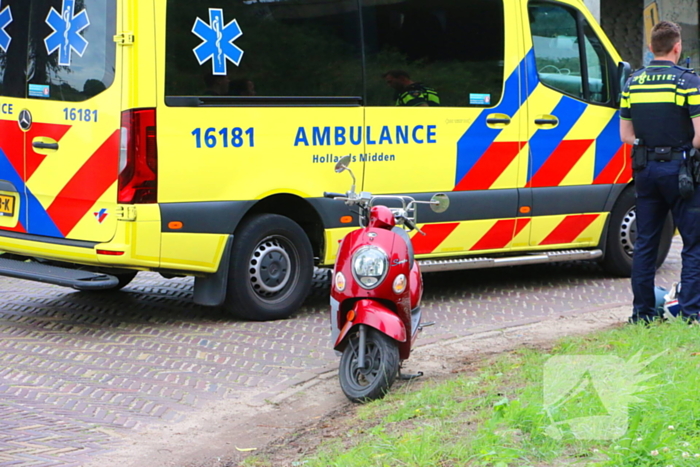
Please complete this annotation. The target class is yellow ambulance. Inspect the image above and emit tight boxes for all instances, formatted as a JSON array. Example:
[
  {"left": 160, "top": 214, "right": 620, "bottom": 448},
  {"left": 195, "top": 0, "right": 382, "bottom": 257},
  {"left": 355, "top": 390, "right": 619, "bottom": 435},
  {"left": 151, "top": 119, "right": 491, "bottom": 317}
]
[{"left": 0, "top": 0, "right": 673, "bottom": 320}]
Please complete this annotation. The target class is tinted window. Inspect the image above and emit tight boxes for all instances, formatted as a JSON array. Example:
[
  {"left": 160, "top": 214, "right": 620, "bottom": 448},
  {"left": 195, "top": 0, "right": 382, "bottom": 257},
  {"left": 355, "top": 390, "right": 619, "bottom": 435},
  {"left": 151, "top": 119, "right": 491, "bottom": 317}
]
[
  {"left": 582, "top": 21, "right": 610, "bottom": 103},
  {"left": 529, "top": 2, "right": 610, "bottom": 104},
  {"left": 165, "top": 0, "right": 363, "bottom": 100},
  {"left": 0, "top": 0, "right": 29, "bottom": 98},
  {"left": 0, "top": 0, "right": 116, "bottom": 101},
  {"left": 363, "top": 0, "right": 505, "bottom": 107}
]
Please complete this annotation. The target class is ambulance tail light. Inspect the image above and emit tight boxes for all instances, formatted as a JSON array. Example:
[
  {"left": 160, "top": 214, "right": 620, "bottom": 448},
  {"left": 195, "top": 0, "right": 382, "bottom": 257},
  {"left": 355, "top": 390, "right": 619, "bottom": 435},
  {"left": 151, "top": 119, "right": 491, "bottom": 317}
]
[{"left": 119, "top": 109, "right": 158, "bottom": 204}]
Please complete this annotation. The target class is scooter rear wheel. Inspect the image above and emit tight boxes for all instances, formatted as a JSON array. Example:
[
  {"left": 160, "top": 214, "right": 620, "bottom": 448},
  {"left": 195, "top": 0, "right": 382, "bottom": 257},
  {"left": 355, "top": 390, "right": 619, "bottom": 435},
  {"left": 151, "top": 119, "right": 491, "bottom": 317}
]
[{"left": 339, "top": 327, "right": 399, "bottom": 403}]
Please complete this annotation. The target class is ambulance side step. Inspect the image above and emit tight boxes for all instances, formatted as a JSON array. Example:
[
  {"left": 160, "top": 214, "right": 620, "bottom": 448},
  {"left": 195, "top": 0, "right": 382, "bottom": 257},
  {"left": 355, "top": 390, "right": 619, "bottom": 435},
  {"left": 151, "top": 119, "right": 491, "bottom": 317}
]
[
  {"left": 418, "top": 249, "right": 603, "bottom": 273},
  {"left": 0, "top": 257, "right": 119, "bottom": 290}
]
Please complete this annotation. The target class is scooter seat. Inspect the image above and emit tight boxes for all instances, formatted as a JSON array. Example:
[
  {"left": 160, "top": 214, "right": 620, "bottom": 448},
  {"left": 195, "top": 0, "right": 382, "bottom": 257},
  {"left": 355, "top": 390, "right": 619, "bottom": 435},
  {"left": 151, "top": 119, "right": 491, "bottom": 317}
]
[{"left": 391, "top": 226, "right": 414, "bottom": 270}]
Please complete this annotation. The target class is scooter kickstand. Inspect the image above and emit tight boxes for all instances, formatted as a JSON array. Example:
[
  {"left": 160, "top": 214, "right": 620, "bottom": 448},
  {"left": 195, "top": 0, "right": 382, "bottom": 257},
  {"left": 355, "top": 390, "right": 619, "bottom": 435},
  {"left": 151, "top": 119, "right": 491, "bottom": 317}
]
[
  {"left": 418, "top": 321, "right": 435, "bottom": 331},
  {"left": 399, "top": 369, "right": 424, "bottom": 381}
]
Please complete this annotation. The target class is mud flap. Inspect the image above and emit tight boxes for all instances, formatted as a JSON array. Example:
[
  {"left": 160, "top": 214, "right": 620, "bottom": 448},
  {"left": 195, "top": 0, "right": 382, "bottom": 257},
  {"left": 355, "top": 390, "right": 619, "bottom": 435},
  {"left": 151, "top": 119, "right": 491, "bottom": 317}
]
[{"left": 193, "top": 234, "right": 233, "bottom": 306}]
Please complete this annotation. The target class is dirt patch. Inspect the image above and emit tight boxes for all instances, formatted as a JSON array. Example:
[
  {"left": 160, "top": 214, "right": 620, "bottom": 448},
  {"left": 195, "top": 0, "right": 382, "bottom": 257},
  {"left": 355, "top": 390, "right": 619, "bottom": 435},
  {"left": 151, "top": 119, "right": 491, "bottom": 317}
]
[{"left": 88, "top": 306, "right": 629, "bottom": 467}]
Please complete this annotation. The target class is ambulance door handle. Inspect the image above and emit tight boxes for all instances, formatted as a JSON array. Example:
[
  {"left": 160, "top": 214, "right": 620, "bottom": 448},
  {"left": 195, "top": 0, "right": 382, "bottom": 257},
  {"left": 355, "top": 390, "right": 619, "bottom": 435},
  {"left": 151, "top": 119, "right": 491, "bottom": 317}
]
[
  {"left": 534, "top": 115, "right": 559, "bottom": 127},
  {"left": 486, "top": 114, "right": 511, "bottom": 129},
  {"left": 486, "top": 115, "right": 511, "bottom": 125},
  {"left": 32, "top": 142, "right": 59, "bottom": 150}
]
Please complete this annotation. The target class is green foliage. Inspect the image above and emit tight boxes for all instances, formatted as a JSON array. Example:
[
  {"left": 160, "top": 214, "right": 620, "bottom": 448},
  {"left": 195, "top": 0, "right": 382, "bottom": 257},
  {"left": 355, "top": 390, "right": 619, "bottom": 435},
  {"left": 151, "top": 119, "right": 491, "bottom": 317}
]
[{"left": 243, "top": 319, "right": 700, "bottom": 467}]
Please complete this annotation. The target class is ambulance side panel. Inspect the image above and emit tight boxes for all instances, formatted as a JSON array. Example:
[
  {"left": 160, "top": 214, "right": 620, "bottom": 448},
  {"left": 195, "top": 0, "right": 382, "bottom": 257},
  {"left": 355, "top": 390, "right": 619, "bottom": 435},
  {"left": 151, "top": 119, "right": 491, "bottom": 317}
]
[
  {"left": 520, "top": 0, "right": 631, "bottom": 252},
  {"left": 361, "top": 0, "right": 531, "bottom": 257},
  {"left": 154, "top": 1, "right": 365, "bottom": 272}
]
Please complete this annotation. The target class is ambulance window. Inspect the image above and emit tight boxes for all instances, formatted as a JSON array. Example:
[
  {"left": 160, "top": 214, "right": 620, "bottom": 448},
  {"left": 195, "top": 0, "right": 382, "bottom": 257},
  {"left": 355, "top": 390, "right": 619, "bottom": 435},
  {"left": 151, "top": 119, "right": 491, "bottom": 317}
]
[
  {"left": 363, "top": 0, "right": 505, "bottom": 107},
  {"left": 165, "top": 0, "right": 363, "bottom": 103},
  {"left": 529, "top": 2, "right": 610, "bottom": 104},
  {"left": 582, "top": 21, "right": 610, "bottom": 104},
  {"left": 23, "top": 0, "right": 117, "bottom": 102},
  {"left": 0, "top": 0, "right": 29, "bottom": 98}
]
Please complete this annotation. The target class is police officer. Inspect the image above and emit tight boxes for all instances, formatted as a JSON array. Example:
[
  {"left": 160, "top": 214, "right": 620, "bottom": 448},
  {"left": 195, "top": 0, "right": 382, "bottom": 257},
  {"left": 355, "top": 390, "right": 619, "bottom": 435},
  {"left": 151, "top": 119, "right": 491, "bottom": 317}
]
[
  {"left": 620, "top": 21, "right": 700, "bottom": 324},
  {"left": 383, "top": 70, "right": 440, "bottom": 107}
]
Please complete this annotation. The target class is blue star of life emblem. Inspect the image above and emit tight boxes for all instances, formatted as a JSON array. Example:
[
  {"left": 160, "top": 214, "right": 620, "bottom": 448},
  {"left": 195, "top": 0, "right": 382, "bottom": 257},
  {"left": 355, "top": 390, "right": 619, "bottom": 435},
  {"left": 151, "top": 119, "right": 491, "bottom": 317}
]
[
  {"left": 192, "top": 9, "right": 244, "bottom": 76},
  {"left": 44, "top": 0, "right": 90, "bottom": 67},
  {"left": 0, "top": 6, "right": 11, "bottom": 53}
]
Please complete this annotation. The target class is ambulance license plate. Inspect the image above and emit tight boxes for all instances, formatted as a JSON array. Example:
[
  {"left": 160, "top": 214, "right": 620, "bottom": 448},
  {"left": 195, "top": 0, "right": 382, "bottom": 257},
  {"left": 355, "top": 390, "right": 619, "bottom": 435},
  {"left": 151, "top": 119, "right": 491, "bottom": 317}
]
[{"left": 0, "top": 194, "right": 16, "bottom": 217}]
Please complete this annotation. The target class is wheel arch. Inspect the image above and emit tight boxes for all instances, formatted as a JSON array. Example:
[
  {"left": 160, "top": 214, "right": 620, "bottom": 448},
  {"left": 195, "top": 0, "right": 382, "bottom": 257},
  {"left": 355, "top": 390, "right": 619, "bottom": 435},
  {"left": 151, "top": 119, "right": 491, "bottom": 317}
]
[
  {"left": 237, "top": 194, "right": 326, "bottom": 265},
  {"left": 599, "top": 182, "right": 634, "bottom": 257}
]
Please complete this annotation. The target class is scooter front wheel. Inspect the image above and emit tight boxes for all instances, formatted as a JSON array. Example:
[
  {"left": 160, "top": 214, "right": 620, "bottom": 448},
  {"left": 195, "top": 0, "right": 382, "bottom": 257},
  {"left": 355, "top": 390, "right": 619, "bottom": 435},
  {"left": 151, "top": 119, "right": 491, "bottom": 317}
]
[{"left": 339, "top": 327, "right": 400, "bottom": 403}]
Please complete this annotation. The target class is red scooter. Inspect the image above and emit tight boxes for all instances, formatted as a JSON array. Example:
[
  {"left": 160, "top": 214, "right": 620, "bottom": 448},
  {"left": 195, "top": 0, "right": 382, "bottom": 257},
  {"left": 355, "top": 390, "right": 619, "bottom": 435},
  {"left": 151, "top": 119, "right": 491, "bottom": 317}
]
[{"left": 325, "top": 155, "right": 449, "bottom": 402}]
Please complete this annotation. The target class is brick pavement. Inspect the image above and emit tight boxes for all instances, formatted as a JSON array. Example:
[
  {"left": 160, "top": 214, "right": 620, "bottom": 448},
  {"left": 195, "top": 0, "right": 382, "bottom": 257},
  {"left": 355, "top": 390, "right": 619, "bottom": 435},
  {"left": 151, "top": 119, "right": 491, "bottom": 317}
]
[{"left": 0, "top": 238, "right": 682, "bottom": 466}]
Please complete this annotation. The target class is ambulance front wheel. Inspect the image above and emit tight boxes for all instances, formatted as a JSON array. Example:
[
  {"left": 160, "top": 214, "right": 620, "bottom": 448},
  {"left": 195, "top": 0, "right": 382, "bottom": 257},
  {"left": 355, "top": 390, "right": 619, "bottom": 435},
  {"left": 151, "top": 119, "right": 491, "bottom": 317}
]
[
  {"left": 224, "top": 214, "right": 313, "bottom": 321},
  {"left": 601, "top": 187, "right": 673, "bottom": 277}
]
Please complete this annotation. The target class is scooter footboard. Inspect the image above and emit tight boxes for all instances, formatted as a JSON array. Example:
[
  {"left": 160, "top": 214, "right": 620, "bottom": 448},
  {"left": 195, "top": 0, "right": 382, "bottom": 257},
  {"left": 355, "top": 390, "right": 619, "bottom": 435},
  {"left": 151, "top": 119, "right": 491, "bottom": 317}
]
[{"left": 334, "top": 299, "right": 407, "bottom": 350}]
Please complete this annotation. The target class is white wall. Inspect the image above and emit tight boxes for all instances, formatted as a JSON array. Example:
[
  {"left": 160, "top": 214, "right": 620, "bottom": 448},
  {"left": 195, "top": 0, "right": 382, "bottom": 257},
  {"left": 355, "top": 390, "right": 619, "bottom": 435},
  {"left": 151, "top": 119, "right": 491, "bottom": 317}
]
[{"left": 584, "top": 0, "right": 601, "bottom": 21}]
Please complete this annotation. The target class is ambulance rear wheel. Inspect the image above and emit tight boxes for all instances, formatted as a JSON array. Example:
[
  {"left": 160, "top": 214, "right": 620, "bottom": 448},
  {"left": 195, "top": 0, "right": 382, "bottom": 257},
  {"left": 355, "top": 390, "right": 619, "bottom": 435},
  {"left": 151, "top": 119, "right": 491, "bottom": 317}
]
[
  {"left": 602, "top": 187, "right": 673, "bottom": 277},
  {"left": 225, "top": 214, "right": 313, "bottom": 321}
]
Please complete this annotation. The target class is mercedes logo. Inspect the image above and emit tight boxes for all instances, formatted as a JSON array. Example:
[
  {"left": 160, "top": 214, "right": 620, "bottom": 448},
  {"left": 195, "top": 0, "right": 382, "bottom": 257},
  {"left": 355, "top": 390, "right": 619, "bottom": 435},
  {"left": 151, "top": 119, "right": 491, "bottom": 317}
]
[{"left": 18, "top": 110, "right": 32, "bottom": 131}]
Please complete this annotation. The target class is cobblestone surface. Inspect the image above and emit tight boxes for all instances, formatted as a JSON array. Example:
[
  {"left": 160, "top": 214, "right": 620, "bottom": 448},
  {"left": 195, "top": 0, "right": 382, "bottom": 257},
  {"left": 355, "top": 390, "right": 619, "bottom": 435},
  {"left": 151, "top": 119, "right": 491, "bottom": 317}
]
[{"left": 0, "top": 239, "right": 682, "bottom": 466}]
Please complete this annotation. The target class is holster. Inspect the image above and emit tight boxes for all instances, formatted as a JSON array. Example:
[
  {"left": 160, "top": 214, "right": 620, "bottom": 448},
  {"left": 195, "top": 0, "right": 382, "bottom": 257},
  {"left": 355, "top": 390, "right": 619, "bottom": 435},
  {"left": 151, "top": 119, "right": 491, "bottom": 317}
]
[
  {"left": 690, "top": 149, "right": 700, "bottom": 184},
  {"left": 631, "top": 140, "right": 647, "bottom": 172},
  {"left": 679, "top": 151, "right": 695, "bottom": 200}
]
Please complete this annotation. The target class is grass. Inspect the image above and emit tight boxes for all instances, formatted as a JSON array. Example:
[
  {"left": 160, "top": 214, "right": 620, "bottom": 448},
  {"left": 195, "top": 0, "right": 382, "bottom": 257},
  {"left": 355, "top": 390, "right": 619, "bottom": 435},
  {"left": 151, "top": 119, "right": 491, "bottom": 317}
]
[{"left": 244, "top": 319, "right": 700, "bottom": 467}]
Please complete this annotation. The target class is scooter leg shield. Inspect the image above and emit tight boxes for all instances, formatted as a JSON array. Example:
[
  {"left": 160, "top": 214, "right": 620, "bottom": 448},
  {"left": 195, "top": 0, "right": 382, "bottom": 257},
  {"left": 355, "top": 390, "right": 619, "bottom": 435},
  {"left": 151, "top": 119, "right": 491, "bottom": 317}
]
[{"left": 334, "top": 299, "right": 407, "bottom": 350}]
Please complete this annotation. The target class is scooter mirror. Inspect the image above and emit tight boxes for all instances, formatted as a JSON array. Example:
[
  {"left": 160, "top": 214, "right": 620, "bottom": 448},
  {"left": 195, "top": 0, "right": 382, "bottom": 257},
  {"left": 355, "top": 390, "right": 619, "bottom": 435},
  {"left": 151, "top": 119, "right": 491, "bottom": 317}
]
[
  {"left": 430, "top": 193, "right": 450, "bottom": 213},
  {"left": 335, "top": 155, "right": 352, "bottom": 173}
]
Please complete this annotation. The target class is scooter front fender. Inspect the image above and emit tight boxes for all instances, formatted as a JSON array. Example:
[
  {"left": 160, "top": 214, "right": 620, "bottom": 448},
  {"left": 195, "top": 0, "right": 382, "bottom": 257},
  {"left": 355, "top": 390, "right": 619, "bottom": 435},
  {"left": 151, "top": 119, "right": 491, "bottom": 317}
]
[{"left": 334, "top": 299, "right": 407, "bottom": 350}]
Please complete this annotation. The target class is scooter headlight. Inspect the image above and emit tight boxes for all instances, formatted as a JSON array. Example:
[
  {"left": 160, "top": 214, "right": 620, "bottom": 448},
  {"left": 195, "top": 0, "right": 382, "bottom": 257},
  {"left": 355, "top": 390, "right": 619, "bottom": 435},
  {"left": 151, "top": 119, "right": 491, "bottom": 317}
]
[{"left": 352, "top": 246, "right": 388, "bottom": 289}]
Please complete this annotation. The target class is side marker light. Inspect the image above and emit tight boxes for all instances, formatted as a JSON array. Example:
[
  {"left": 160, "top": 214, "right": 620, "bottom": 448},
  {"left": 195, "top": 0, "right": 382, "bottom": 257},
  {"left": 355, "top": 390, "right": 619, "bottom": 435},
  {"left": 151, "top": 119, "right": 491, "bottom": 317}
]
[{"left": 96, "top": 250, "right": 125, "bottom": 256}]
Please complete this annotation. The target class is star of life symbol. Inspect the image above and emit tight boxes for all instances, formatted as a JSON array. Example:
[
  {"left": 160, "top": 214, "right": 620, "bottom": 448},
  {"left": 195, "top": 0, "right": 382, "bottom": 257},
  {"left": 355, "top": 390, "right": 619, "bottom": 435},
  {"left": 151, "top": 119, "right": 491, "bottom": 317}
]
[
  {"left": 543, "top": 352, "right": 662, "bottom": 440},
  {"left": 45, "top": 0, "right": 90, "bottom": 67},
  {"left": 192, "top": 9, "right": 244, "bottom": 76},
  {"left": 0, "top": 6, "right": 12, "bottom": 53}
]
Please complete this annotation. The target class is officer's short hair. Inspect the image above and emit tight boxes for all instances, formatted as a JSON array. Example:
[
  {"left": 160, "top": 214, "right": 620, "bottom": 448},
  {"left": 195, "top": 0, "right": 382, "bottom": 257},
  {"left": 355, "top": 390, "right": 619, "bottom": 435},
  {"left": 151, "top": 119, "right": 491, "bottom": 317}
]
[
  {"left": 383, "top": 70, "right": 410, "bottom": 80},
  {"left": 651, "top": 21, "right": 682, "bottom": 55}
]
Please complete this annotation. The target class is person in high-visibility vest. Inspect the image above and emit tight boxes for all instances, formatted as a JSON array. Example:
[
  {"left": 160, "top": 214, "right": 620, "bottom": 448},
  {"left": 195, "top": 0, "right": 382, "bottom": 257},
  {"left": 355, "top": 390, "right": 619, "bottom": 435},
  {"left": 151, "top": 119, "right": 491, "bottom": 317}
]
[{"left": 383, "top": 70, "right": 440, "bottom": 107}]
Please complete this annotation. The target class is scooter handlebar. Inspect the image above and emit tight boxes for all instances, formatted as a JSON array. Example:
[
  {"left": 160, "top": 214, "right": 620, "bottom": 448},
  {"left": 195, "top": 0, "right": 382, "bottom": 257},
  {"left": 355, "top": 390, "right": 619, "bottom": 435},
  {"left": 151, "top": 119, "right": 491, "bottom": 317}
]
[
  {"left": 401, "top": 215, "right": 426, "bottom": 236},
  {"left": 324, "top": 192, "right": 346, "bottom": 199}
]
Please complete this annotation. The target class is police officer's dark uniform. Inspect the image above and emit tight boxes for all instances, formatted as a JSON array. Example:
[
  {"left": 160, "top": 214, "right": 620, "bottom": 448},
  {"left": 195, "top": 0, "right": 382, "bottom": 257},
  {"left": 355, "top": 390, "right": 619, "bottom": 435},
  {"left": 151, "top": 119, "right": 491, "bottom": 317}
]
[
  {"left": 621, "top": 60, "right": 700, "bottom": 322},
  {"left": 395, "top": 83, "right": 440, "bottom": 106}
]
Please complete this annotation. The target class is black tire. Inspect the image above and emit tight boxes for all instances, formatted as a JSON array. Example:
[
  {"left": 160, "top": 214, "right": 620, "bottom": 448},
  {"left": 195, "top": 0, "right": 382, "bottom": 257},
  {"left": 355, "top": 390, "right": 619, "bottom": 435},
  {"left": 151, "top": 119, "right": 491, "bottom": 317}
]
[
  {"left": 339, "top": 327, "right": 400, "bottom": 403},
  {"left": 224, "top": 214, "right": 313, "bottom": 321},
  {"left": 601, "top": 187, "right": 674, "bottom": 277},
  {"left": 304, "top": 267, "right": 331, "bottom": 303}
]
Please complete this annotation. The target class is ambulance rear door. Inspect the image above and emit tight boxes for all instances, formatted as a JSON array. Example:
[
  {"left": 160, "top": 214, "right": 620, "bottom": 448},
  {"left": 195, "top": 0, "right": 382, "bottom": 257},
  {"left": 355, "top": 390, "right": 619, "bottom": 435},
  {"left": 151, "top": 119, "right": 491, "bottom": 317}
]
[
  {"left": 0, "top": 0, "right": 27, "bottom": 234},
  {"left": 522, "top": 1, "right": 626, "bottom": 250},
  {"left": 361, "top": 0, "right": 530, "bottom": 257},
  {"left": 21, "top": 0, "right": 121, "bottom": 243}
]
